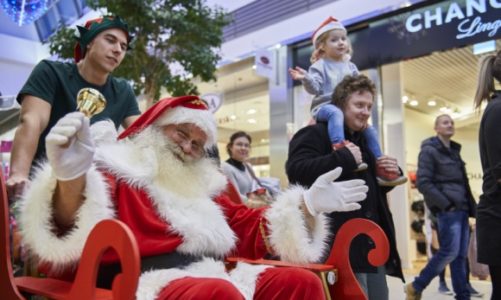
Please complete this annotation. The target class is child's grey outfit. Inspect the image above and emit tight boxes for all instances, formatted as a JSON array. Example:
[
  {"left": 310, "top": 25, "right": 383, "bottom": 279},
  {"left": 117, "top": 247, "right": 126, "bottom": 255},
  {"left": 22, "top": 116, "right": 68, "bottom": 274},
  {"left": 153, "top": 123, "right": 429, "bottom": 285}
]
[
  {"left": 302, "top": 58, "right": 359, "bottom": 116},
  {"left": 301, "top": 58, "right": 382, "bottom": 158}
]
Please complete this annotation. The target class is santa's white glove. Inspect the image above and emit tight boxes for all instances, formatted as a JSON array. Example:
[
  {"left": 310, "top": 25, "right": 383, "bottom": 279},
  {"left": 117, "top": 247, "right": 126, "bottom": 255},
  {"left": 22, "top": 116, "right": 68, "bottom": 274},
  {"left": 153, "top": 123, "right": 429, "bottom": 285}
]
[
  {"left": 90, "top": 119, "right": 118, "bottom": 146},
  {"left": 46, "top": 112, "right": 95, "bottom": 181},
  {"left": 303, "top": 167, "right": 368, "bottom": 215}
]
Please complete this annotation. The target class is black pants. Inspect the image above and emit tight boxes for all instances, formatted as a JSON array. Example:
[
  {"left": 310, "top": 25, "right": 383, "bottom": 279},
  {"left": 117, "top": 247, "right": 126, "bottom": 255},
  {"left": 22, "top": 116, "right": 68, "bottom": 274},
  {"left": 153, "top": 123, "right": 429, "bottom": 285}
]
[
  {"left": 489, "top": 265, "right": 501, "bottom": 300},
  {"left": 97, "top": 252, "right": 202, "bottom": 288}
]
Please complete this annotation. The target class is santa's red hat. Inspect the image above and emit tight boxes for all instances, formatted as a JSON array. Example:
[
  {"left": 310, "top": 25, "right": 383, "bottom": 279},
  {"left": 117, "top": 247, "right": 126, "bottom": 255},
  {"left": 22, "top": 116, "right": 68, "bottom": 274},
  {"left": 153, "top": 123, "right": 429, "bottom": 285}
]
[
  {"left": 118, "top": 96, "right": 216, "bottom": 147},
  {"left": 312, "top": 17, "right": 346, "bottom": 46}
]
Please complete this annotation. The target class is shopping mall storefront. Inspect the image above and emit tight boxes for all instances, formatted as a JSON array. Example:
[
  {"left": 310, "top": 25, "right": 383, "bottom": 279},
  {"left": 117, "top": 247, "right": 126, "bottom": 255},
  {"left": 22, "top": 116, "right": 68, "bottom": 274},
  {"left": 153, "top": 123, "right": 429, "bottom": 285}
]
[{"left": 198, "top": 0, "right": 500, "bottom": 267}]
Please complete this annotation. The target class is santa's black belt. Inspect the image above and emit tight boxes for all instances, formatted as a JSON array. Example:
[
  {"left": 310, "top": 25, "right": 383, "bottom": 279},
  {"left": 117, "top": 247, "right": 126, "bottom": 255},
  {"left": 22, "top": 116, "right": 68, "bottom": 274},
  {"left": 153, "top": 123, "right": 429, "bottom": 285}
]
[{"left": 96, "top": 252, "right": 203, "bottom": 288}]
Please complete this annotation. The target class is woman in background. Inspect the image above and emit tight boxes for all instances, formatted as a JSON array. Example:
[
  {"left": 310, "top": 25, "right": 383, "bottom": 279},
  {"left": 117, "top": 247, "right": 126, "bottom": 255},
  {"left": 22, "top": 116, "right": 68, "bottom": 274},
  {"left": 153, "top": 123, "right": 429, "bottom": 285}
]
[
  {"left": 473, "top": 49, "right": 501, "bottom": 300},
  {"left": 221, "top": 131, "right": 255, "bottom": 203}
]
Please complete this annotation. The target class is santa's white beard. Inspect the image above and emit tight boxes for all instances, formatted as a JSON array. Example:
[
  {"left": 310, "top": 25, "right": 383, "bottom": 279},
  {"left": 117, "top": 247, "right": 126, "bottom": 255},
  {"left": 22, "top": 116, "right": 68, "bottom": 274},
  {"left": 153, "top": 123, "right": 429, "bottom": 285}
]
[{"left": 130, "top": 126, "right": 220, "bottom": 198}]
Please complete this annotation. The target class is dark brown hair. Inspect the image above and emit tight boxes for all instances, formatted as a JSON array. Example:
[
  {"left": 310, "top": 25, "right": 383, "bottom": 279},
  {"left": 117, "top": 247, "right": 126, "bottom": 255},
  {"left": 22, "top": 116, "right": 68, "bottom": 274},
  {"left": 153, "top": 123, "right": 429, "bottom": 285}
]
[
  {"left": 331, "top": 74, "right": 376, "bottom": 110},
  {"left": 226, "top": 131, "right": 252, "bottom": 157},
  {"left": 473, "top": 50, "right": 501, "bottom": 109}
]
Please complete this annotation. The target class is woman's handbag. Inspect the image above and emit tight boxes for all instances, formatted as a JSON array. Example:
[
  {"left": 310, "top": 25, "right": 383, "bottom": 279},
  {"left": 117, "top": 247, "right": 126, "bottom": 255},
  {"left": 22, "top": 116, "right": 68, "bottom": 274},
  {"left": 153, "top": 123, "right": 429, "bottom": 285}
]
[{"left": 244, "top": 164, "right": 274, "bottom": 207}]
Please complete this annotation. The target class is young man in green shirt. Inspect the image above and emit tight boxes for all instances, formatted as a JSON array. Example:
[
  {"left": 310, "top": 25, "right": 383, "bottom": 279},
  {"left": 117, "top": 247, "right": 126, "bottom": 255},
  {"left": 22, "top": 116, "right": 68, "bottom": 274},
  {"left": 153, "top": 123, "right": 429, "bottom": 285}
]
[{"left": 7, "top": 15, "right": 141, "bottom": 199}]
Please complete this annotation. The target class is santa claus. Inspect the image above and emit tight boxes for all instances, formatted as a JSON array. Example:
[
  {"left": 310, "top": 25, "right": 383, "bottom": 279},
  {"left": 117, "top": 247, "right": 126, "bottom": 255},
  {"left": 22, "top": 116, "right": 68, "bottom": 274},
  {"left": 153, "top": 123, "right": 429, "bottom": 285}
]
[{"left": 19, "top": 96, "right": 368, "bottom": 299}]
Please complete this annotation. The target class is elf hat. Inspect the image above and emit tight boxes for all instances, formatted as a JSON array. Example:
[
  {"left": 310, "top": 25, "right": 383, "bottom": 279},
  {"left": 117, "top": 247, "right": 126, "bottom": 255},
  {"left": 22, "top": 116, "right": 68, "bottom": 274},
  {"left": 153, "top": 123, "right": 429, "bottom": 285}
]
[
  {"left": 312, "top": 17, "right": 346, "bottom": 46},
  {"left": 118, "top": 96, "right": 217, "bottom": 147},
  {"left": 74, "top": 15, "right": 133, "bottom": 63}
]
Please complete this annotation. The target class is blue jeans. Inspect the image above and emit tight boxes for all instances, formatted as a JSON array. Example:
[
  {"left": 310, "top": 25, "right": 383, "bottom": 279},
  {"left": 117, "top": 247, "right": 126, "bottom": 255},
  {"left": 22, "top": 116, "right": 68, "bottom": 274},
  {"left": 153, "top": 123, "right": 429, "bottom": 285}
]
[
  {"left": 413, "top": 210, "right": 470, "bottom": 300},
  {"left": 315, "top": 104, "right": 382, "bottom": 158}
]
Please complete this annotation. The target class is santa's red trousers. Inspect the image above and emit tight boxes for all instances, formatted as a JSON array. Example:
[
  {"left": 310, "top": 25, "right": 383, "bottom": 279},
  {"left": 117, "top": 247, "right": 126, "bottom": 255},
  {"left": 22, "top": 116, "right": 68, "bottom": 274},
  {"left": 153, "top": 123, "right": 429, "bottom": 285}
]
[{"left": 157, "top": 266, "right": 325, "bottom": 299}]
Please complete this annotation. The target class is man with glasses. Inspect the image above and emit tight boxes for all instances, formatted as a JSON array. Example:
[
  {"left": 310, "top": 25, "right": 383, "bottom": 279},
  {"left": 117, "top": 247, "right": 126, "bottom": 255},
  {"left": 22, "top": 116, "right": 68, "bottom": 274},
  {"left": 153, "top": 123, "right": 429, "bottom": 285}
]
[{"left": 17, "top": 96, "right": 369, "bottom": 299}]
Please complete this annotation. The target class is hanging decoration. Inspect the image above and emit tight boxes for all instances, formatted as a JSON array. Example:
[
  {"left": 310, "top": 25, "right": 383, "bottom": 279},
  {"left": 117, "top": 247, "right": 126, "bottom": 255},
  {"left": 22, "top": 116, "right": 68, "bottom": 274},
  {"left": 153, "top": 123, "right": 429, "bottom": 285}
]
[{"left": 0, "top": 0, "right": 50, "bottom": 26}]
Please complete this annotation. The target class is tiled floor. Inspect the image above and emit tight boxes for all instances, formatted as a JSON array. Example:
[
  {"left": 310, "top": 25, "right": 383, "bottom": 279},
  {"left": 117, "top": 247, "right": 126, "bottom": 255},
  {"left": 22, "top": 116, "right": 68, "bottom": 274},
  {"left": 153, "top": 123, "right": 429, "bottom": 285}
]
[
  {"left": 388, "top": 275, "right": 491, "bottom": 299},
  {"left": 388, "top": 257, "right": 492, "bottom": 299}
]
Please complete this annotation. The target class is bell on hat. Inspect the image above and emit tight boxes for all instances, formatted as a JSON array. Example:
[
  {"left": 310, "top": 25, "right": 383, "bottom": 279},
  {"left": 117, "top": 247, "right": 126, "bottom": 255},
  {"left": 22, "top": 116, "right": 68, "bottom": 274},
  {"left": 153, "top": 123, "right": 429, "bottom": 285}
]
[{"left": 311, "top": 17, "right": 346, "bottom": 46}]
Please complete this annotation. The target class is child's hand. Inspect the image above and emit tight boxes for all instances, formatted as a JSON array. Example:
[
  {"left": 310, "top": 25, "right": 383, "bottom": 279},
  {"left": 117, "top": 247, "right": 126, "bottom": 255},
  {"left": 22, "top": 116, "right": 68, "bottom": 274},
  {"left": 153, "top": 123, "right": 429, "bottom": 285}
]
[
  {"left": 288, "top": 66, "right": 307, "bottom": 80},
  {"left": 344, "top": 142, "right": 363, "bottom": 165}
]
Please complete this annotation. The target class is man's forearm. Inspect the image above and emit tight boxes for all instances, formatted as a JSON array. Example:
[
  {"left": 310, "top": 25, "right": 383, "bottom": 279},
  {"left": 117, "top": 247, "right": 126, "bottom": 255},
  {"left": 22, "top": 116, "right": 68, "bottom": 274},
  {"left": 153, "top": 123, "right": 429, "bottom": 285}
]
[
  {"left": 9, "top": 125, "right": 40, "bottom": 178},
  {"left": 52, "top": 175, "right": 87, "bottom": 228}
]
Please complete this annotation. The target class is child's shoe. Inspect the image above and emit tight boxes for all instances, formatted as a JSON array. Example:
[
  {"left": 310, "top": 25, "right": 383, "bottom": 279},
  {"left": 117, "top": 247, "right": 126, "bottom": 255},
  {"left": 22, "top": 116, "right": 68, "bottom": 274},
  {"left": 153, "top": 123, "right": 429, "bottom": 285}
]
[
  {"left": 376, "top": 164, "right": 407, "bottom": 187},
  {"left": 332, "top": 141, "right": 368, "bottom": 172}
]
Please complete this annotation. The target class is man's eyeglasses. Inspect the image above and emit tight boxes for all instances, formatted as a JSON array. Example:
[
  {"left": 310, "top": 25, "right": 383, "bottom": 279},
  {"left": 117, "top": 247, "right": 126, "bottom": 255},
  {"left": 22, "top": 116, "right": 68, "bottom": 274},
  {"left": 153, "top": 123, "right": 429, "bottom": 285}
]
[{"left": 172, "top": 127, "right": 206, "bottom": 158}]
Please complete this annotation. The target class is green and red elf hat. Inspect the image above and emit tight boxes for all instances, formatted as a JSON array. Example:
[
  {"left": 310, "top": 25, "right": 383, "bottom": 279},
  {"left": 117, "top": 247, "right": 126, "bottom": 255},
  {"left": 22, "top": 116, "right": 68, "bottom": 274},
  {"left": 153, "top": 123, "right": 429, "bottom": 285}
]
[
  {"left": 118, "top": 96, "right": 217, "bottom": 147},
  {"left": 74, "top": 15, "right": 133, "bottom": 63}
]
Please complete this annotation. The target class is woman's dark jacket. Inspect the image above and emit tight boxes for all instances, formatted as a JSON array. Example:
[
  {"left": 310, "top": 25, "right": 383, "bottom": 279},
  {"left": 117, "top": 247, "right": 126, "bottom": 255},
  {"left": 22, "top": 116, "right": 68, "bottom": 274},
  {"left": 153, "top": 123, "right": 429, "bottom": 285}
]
[
  {"left": 416, "top": 136, "right": 476, "bottom": 217},
  {"left": 286, "top": 122, "right": 404, "bottom": 281}
]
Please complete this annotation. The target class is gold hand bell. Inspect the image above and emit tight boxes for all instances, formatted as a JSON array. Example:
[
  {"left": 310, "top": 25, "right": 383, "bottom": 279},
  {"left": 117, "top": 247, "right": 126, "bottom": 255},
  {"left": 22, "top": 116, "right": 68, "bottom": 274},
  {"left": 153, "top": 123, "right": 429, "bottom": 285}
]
[{"left": 76, "top": 88, "right": 106, "bottom": 118}]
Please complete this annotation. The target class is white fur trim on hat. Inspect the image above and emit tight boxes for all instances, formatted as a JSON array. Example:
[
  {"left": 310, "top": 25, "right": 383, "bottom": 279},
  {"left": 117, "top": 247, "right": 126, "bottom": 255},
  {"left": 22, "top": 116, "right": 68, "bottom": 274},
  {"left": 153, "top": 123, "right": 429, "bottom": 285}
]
[
  {"left": 312, "top": 18, "right": 346, "bottom": 46},
  {"left": 154, "top": 106, "right": 217, "bottom": 147}
]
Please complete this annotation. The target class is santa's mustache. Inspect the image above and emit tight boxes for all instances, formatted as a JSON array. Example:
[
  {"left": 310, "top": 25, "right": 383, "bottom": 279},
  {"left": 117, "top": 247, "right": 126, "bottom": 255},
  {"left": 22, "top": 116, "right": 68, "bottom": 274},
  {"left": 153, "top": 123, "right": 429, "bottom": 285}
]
[{"left": 132, "top": 126, "right": 196, "bottom": 164}]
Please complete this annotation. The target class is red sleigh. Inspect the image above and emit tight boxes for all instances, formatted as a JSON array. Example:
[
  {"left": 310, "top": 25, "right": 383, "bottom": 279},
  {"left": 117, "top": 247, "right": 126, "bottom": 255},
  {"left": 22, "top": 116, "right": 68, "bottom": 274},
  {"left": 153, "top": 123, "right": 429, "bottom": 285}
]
[{"left": 1, "top": 172, "right": 389, "bottom": 300}]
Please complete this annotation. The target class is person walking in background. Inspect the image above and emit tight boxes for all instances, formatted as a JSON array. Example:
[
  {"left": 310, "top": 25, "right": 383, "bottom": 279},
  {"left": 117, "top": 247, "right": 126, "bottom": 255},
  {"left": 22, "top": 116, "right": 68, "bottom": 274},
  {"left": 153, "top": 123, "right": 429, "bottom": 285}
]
[
  {"left": 473, "top": 49, "right": 501, "bottom": 300},
  {"left": 288, "top": 16, "right": 406, "bottom": 187},
  {"left": 286, "top": 74, "right": 404, "bottom": 300},
  {"left": 425, "top": 208, "right": 454, "bottom": 296},
  {"left": 6, "top": 15, "right": 140, "bottom": 200},
  {"left": 405, "top": 114, "right": 477, "bottom": 300}
]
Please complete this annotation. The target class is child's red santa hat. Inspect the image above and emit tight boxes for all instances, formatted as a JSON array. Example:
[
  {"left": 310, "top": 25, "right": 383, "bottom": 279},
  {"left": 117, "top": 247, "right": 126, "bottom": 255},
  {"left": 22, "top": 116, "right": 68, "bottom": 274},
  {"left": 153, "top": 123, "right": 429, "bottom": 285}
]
[
  {"left": 312, "top": 17, "right": 346, "bottom": 46},
  {"left": 118, "top": 96, "right": 217, "bottom": 147}
]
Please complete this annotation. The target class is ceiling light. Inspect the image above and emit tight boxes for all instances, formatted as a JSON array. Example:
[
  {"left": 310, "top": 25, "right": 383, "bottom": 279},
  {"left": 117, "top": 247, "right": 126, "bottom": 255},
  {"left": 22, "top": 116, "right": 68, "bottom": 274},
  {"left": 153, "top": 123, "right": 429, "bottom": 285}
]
[
  {"left": 427, "top": 100, "right": 437, "bottom": 107},
  {"left": 409, "top": 100, "right": 419, "bottom": 106},
  {"left": 246, "top": 108, "right": 257, "bottom": 115},
  {"left": 252, "top": 65, "right": 256, "bottom": 70},
  {"left": 247, "top": 118, "right": 256, "bottom": 124},
  {"left": 402, "top": 96, "right": 409, "bottom": 104},
  {"left": 229, "top": 115, "right": 237, "bottom": 120},
  {"left": 439, "top": 106, "right": 450, "bottom": 113}
]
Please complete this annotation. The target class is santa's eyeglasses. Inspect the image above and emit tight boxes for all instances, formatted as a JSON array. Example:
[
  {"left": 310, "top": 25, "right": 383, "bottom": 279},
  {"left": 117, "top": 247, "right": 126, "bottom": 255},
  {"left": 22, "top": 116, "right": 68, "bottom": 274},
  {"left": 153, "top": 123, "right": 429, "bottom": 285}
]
[{"left": 172, "top": 126, "right": 206, "bottom": 158}]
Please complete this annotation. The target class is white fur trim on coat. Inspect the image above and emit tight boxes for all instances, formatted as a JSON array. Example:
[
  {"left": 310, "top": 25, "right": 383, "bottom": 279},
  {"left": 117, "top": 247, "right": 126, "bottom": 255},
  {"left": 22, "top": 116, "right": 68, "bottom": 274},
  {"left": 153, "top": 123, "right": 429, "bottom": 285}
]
[
  {"left": 265, "top": 185, "right": 330, "bottom": 263},
  {"left": 154, "top": 106, "right": 217, "bottom": 147},
  {"left": 19, "top": 164, "right": 114, "bottom": 270},
  {"left": 136, "top": 258, "right": 270, "bottom": 300},
  {"left": 96, "top": 141, "right": 235, "bottom": 258}
]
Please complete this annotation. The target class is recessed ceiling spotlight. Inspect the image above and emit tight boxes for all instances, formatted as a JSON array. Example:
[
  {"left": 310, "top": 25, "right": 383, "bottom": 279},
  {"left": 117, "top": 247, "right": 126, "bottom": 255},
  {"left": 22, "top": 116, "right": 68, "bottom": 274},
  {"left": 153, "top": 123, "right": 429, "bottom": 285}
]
[
  {"left": 427, "top": 100, "right": 437, "bottom": 107},
  {"left": 247, "top": 118, "right": 257, "bottom": 124},
  {"left": 246, "top": 108, "right": 257, "bottom": 115},
  {"left": 402, "top": 96, "right": 409, "bottom": 103},
  {"left": 409, "top": 100, "right": 419, "bottom": 106},
  {"left": 229, "top": 115, "right": 237, "bottom": 120}
]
